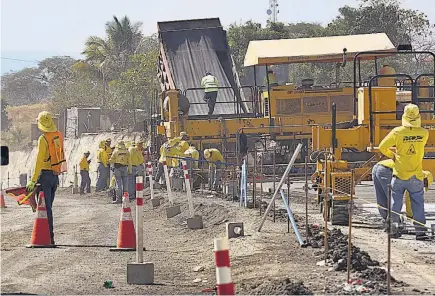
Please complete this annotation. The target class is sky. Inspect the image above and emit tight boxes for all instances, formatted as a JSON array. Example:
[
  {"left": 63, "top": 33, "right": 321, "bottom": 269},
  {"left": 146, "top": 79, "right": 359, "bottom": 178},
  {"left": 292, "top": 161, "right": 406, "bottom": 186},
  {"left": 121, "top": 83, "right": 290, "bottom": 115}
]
[{"left": 1, "top": 0, "right": 434, "bottom": 74}]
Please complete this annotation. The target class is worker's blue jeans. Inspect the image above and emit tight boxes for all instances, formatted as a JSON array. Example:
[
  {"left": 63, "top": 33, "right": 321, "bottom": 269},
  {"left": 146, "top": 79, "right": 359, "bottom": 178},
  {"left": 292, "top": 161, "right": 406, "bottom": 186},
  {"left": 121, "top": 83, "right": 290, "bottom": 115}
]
[
  {"left": 96, "top": 163, "right": 108, "bottom": 191},
  {"left": 372, "top": 164, "right": 393, "bottom": 220},
  {"left": 114, "top": 165, "right": 128, "bottom": 201},
  {"left": 37, "top": 170, "right": 58, "bottom": 240},
  {"left": 128, "top": 165, "right": 137, "bottom": 198},
  {"left": 391, "top": 176, "right": 426, "bottom": 234}
]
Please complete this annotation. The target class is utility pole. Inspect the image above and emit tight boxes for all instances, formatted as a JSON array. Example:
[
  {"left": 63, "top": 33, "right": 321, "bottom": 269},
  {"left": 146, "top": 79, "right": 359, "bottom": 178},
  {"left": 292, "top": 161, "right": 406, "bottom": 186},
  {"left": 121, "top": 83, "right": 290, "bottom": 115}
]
[{"left": 267, "top": 0, "right": 279, "bottom": 23}]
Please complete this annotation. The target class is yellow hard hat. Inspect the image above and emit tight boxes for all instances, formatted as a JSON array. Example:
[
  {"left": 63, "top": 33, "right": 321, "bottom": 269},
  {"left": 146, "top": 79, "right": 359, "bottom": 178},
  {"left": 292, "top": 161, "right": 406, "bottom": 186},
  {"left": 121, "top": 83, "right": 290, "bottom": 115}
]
[
  {"left": 37, "top": 111, "right": 57, "bottom": 133},
  {"left": 402, "top": 104, "right": 421, "bottom": 128},
  {"left": 204, "top": 149, "right": 211, "bottom": 159}
]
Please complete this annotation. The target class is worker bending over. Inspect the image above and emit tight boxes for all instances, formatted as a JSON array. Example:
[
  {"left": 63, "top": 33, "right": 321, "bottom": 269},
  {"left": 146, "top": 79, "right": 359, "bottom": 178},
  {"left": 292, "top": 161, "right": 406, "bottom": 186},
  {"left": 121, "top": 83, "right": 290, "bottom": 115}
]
[
  {"left": 27, "top": 111, "right": 66, "bottom": 245},
  {"left": 96, "top": 141, "right": 109, "bottom": 192},
  {"left": 184, "top": 145, "right": 199, "bottom": 169},
  {"left": 79, "top": 151, "right": 91, "bottom": 195},
  {"left": 201, "top": 72, "right": 219, "bottom": 118},
  {"left": 372, "top": 159, "right": 432, "bottom": 234},
  {"left": 379, "top": 104, "right": 429, "bottom": 240},
  {"left": 109, "top": 141, "right": 131, "bottom": 204},
  {"left": 204, "top": 148, "right": 224, "bottom": 191}
]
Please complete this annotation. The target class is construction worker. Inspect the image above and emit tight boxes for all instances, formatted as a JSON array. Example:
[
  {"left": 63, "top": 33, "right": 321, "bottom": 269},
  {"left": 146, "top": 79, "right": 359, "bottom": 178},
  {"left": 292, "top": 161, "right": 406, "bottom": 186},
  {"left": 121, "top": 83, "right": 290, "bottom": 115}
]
[
  {"left": 372, "top": 159, "right": 433, "bottom": 228},
  {"left": 379, "top": 104, "right": 429, "bottom": 240},
  {"left": 136, "top": 140, "right": 145, "bottom": 177},
  {"left": 105, "top": 138, "right": 114, "bottom": 188},
  {"left": 79, "top": 151, "right": 91, "bottom": 195},
  {"left": 26, "top": 111, "right": 66, "bottom": 245},
  {"left": 177, "top": 132, "right": 190, "bottom": 154},
  {"left": 184, "top": 145, "right": 200, "bottom": 169},
  {"left": 201, "top": 72, "right": 219, "bottom": 117},
  {"left": 128, "top": 141, "right": 141, "bottom": 199},
  {"left": 264, "top": 69, "right": 278, "bottom": 87},
  {"left": 96, "top": 141, "right": 109, "bottom": 192},
  {"left": 204, "top": 148, "right": 224, "bottom": 191},
  {"left": 109, "top": 140, "right": 131, "bottom": 204}
]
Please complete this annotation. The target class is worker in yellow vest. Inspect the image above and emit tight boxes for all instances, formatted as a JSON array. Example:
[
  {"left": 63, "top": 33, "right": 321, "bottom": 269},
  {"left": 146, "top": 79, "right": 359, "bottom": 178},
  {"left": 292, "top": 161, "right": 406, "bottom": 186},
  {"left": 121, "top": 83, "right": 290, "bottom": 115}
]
[
  {"left": 379, "top": 104, "right": 429, "bottom": 240},
  {"left": 128, "top": 142, "right": 143, "bottom": 199},
  {"left": 264, "top": 70, "right": 278, "bottom": 87},
  {"left": 27, "top": 111, "right": 66, "bottom": 246},
  {"left": 96, "top": 141, "right": 109, "bottom": 191},
  {"left": 201, "top": 72, "right": 219, "bottom": 117},
  {"left": 109, "top": 141, "right": 131, "bottom": 204},
  {"left": 79, "top": 151, "right": 91, "bottom": 195},
  {"left": 184, "top": 145, "right": 200, "bottom": 169},
  {"left": 204, "top": 148, "right": 224, "bottom": 191}
]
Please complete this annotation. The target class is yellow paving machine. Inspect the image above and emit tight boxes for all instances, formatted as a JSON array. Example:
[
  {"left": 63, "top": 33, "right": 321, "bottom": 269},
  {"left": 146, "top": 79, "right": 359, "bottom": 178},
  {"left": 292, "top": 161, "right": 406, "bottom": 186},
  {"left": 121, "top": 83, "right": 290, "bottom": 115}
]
[{"left": 311, "top": 46, "right": 435, "bottom": 225}]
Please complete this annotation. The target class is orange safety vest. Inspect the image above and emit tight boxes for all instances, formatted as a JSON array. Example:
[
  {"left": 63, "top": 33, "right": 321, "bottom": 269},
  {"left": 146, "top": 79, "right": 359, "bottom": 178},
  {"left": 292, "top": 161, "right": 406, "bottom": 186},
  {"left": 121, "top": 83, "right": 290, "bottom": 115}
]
[{"left": 43, "top": 131, "right": 67, "bottom": 175}]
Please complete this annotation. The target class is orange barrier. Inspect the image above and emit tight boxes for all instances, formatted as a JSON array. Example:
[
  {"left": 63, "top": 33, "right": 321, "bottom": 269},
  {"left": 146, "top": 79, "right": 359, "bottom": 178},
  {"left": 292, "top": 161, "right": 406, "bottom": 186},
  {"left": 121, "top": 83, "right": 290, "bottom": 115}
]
[
  {"left": 26, "top": 192, "right": 54, "bottom": 248},
  {"left": 110, "top": 192, "right": 136, "bottom": 251}
]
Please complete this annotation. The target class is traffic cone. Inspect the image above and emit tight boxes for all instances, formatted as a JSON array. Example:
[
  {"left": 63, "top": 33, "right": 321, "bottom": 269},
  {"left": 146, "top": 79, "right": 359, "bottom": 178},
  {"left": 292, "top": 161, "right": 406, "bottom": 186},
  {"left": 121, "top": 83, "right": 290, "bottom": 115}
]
[
  {"left": 1, "top": 190, "right": 7, "bottom": 208},
  {"left": 26, "top": 192, "right": 54, "bottom": 248},
  {"left": 110, "top": 192, "right": 136, "bottom": 251}
]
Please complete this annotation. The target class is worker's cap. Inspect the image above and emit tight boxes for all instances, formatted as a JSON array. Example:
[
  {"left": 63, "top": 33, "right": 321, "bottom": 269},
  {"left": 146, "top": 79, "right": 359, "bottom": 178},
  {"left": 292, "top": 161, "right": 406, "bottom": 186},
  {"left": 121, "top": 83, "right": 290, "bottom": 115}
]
[
  {"left": 204, "top": 149, "right": 211, "bottom": 159},
  {"left": 268, "top": 69, "right": 274, "bottom": 73},
  {"left": 402, "top": 104, "right": 421, "bottom": 128},
  {"left": 180, "top": 131, "right": 188, "bottom": 138},
  {"left": 106, "top": 138, "right": 112, "bottom": 142},
  {"left": 205, "top": 72, "right": 212, "bottom": 76},
  {"left": 423, "top": 170, "right": 433, "bottom": 191},
  {"left": 84, "top": 151, "right": 90, "bottom": 155},
  {"left": 37, "top": 111, "right": 57, "bottom": 133}
]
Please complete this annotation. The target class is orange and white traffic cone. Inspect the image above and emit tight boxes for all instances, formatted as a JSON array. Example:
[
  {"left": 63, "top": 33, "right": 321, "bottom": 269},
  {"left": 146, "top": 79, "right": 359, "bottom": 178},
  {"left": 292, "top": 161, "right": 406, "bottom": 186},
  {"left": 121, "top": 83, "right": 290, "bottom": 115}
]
[
  {"left": 110, "top": 192, "right": 136, "bottom": 251},
  {"left": 26, "top": 192, "right": 54, "bottom": 248},
  {"left": 1, "top": 190, "right": 7, "bottom": 208}
]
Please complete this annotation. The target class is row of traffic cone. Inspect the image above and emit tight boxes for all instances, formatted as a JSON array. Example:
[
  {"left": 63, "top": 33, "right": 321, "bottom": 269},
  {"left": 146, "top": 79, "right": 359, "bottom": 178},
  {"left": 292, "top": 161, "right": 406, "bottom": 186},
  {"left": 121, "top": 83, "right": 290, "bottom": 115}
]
[{"left": 25, "top": 191, "right": 137, "bottom": 249}]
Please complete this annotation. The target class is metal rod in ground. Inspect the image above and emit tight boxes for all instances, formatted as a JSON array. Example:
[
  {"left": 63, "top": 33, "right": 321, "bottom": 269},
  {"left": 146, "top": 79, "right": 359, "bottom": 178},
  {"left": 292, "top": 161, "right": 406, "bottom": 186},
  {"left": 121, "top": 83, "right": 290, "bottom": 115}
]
[
  {"left": 136, "top": 176, "right": 144, "bottom": 263},
  {"left": 280, "top": 189, "right": 305, "bottom": 246},
  {"left": 260, "top": 154, "right": 263, "bottom": 216},
  {"left": 273, "top": 145, "right": 276, "bottom": 223},
  {"left": 257, "top": 143, "right": 302, "bottom": 232},
  {"left": 163, "top": 160, "right": 174, "bottom": 205},
  {"left": 253, "top": 149, "right": 257, "bottom": 208},
  {"left": 387, "top": 184, "right": 392, "bottom": 295},
  {"left": 347, "top": 170, "right": 355, "bottom": 283},
  {"left": 324, "top": 155, "right": 329, "bottom": 264},
  {"left": 287, "top": 174, "right": 290, "bottom": 233},
  {"left": 304, "top": 156, "right": 310, "bottom": 240}
]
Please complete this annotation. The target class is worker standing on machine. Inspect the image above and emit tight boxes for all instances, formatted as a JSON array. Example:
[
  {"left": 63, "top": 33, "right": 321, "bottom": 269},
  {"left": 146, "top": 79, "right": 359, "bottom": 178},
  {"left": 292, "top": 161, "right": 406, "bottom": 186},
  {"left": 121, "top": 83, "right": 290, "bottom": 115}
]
[
  {"left": 27, "top": 111, "right": 66, "bottom": 246},
  {"left": 201, "top": 72, "right": 219, "bottom": 118},
  {"left": 204, "top": 148, "right": 224, "bottom": 191},
  {"left": 109, "top": 141, "right": 131, "bottom": 204},
  {"left": 264, "top": 69, "right": 278, "bottom": 87},
  {"left": 379, "top": 104, "right": 429, "bottom": 240},
  {"left": 372, "top": 159, "right": 432, "bottom": 232}
]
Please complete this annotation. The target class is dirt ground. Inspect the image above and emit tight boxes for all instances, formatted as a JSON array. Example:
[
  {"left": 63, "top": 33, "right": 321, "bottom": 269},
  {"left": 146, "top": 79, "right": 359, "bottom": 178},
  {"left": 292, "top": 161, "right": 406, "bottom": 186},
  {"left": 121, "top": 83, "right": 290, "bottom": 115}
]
[{"left": 1, "top": 183, "right": 434, "bottom": 295}]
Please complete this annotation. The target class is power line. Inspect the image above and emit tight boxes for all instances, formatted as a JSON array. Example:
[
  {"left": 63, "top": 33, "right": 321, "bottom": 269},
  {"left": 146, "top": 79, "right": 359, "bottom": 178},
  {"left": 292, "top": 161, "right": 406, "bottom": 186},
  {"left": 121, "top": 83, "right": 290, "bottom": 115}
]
[{"left": 0, "top": 57, "right": 39, "bottom": 63}]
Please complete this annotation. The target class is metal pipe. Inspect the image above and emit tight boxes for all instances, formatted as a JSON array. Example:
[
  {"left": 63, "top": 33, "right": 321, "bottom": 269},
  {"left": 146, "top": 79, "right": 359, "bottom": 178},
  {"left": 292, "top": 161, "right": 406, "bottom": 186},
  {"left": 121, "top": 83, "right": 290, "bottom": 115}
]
[
  {"left": 260, "top": 151, "right": 263, "bottom": 216},
  {"left": 305, "top": 156, "right": 310, "bottom": 240},
  {"left": 387, "top": 184, "right": 392, "bottom": 295},
  {"left": 280, "top": 189, "right": 305, "bottom": 246},
  {"left": 331, "top": 103, "right": 337, "bottom": 156},
  {"left": 347, "top": 170, "right": 355, "bottom": 283},
  {"left": 257, "top": 143, "right": 302, "bottom": 232},
  {"left": 253, "top": 149, "right": 257, "bottom": 208}
]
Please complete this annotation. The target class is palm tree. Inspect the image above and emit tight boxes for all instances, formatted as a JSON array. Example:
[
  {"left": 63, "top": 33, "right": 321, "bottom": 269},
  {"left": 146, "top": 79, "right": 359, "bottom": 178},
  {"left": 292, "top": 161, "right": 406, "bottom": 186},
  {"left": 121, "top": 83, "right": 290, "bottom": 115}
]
[{"left": 82, "top": 16, "right": 143, "bottom": 79}]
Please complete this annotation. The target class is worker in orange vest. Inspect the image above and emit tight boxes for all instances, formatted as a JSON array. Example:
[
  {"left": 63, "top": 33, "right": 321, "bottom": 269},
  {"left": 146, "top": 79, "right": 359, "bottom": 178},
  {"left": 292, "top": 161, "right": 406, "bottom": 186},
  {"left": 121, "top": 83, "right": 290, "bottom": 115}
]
[{"left": 27, "top": 111, "right": 66, "bottom": 245}]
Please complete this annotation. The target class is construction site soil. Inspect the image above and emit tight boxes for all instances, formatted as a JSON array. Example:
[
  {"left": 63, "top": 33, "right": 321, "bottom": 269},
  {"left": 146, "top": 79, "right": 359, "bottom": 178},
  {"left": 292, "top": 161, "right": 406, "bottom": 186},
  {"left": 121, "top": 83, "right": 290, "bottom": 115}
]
[{"left": 1, "top": 185, "right": 434, "bottom": 295}]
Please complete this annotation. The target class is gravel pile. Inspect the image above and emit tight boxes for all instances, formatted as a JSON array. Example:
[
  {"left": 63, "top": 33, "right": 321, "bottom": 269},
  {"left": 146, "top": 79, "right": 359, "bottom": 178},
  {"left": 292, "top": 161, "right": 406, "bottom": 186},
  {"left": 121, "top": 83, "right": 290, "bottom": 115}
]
[{"left": 239, "top": 278, "right": 312, "bottom": 295}]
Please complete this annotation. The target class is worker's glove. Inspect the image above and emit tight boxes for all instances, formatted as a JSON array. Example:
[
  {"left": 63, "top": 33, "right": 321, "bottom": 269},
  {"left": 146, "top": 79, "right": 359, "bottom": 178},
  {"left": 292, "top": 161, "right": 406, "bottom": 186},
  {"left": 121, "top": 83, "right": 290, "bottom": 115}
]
[{"left": 26, "top": 181, "right": 36, "bottom": 193}]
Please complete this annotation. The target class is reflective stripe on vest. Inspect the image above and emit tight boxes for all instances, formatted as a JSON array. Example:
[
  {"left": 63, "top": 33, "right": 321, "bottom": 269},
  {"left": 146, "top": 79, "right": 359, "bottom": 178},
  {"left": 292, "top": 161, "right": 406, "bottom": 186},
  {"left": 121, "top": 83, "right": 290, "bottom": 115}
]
[{"left": 203, "top": 76, "right": 218, "bottom": 92}]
